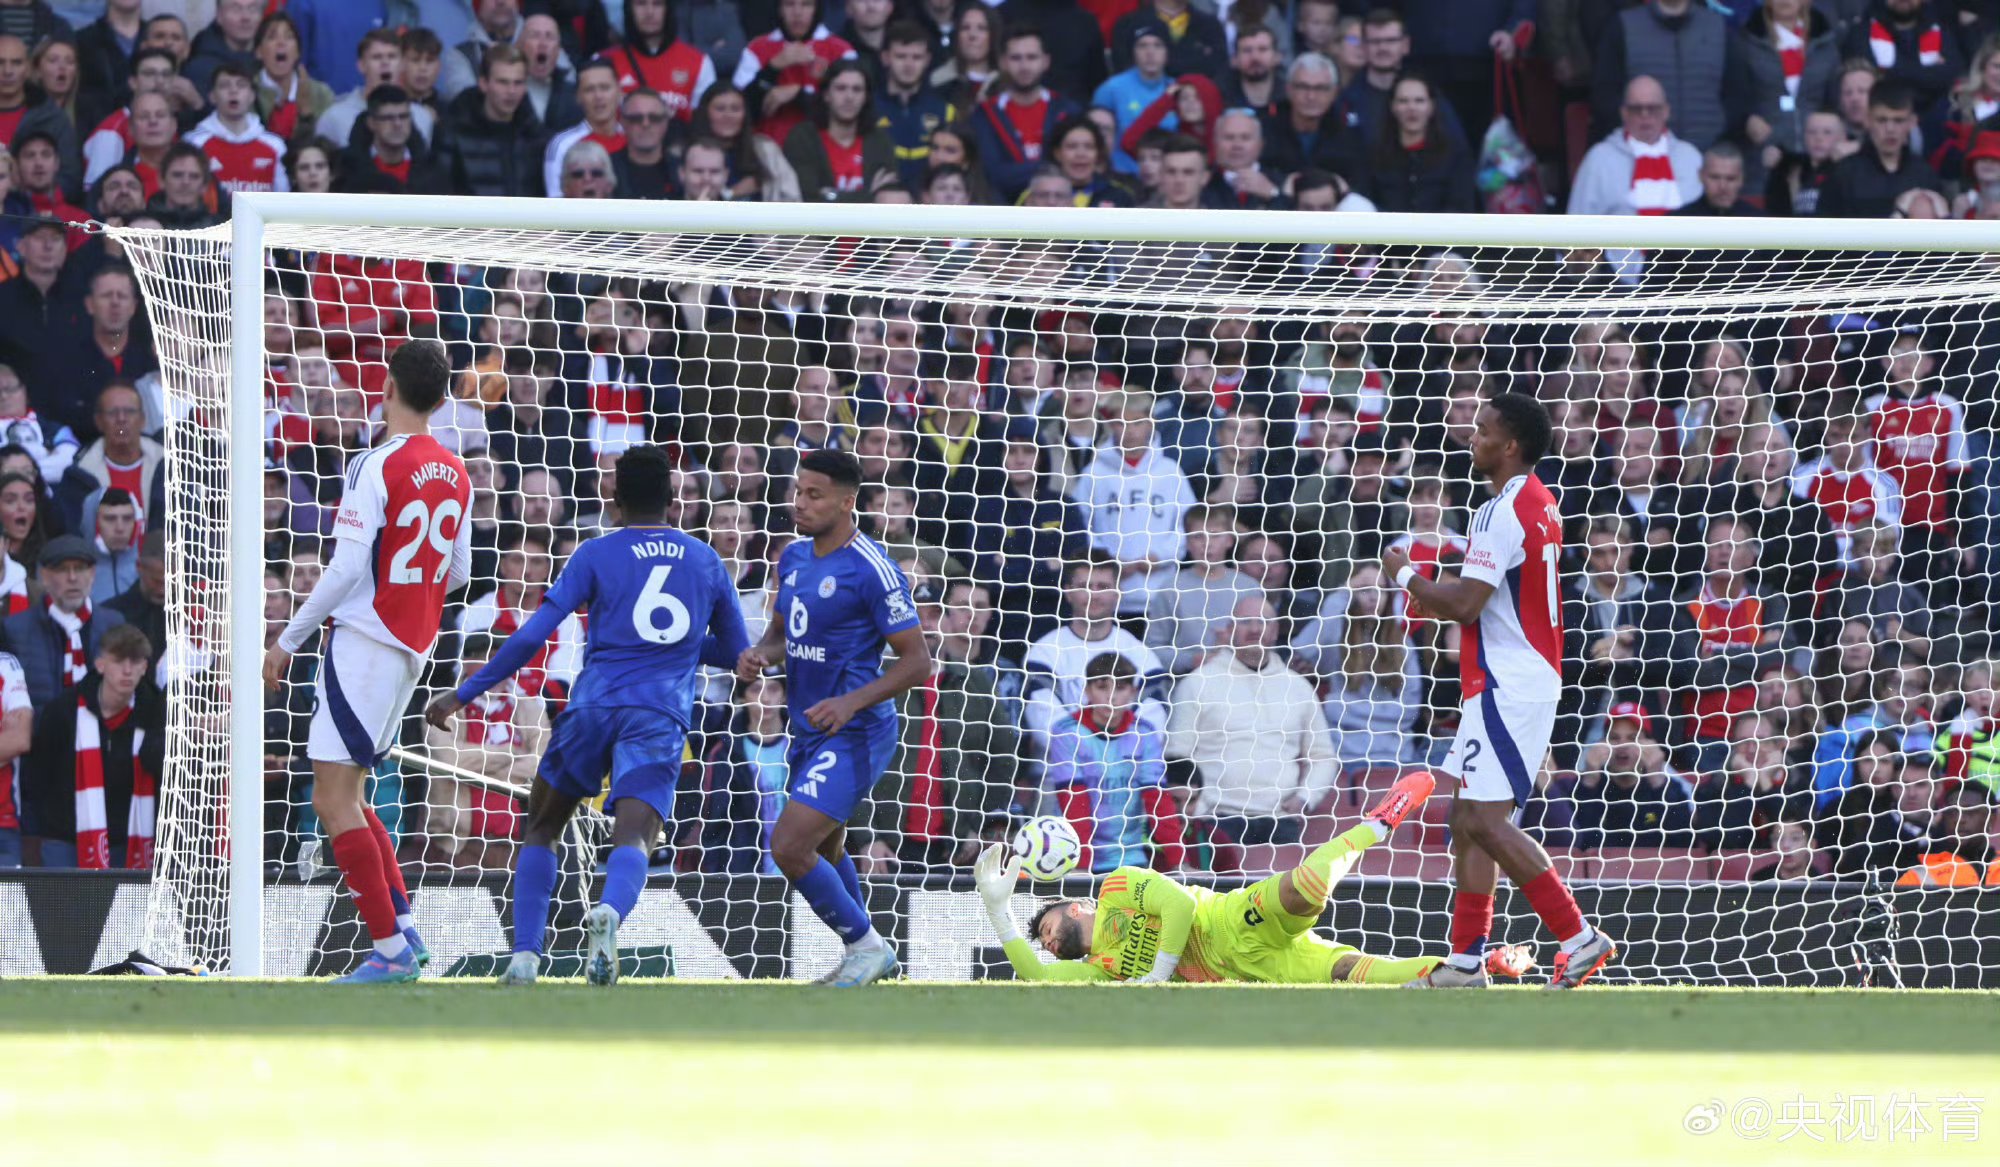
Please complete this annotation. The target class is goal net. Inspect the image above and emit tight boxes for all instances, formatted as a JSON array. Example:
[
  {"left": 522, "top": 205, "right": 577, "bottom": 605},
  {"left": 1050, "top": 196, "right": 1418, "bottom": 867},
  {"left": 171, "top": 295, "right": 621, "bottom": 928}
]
[{"left": 114, "top": 203, "right": 1999, "bottom": 986}]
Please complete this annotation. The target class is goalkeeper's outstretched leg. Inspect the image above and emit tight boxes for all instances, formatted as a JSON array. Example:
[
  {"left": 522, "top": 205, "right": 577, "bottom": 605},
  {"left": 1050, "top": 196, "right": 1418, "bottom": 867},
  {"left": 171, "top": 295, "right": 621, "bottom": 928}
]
[{"left": 1271, "top": 771, "right": 1533, "bottom": 987}]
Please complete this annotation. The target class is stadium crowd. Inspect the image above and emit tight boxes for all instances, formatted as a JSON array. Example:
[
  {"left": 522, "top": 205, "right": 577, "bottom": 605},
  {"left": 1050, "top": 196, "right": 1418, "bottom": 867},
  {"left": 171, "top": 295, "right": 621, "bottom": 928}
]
[{"left": 0, "top": 0, "right": 1997, "bottom": 892}]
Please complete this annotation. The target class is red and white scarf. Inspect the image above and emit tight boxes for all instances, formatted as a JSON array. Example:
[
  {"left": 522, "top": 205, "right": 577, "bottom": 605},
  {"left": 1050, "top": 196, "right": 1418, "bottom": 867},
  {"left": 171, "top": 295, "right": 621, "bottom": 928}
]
[
  {"left": 1775, "top": 22, "right": 1807, "bottom": 97},
  {"left": 0, "top": 555, "right": 26, "bottom": 617},
  {"left": 46, "top": 597, "right": 89, "bottom": 687},
  {"left": 1627, "top": 133, "right": 1681, "bottom": 215},
  {"left": 74, "top": 693, "right": 154, "bottom": 870},
  {"left": 1870, "top": 19, "right": 1943, "bottom": 69}
]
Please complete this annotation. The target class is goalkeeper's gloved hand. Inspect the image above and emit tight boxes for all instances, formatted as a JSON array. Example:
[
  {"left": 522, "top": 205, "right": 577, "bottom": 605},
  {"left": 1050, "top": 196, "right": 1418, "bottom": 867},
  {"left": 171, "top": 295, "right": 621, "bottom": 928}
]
[
  {"left": 1128, "top": 952, "right": 1180, "bottom": 984},
  {"left": 974, "top": 842, "right": 1023, "bottom": 942}
]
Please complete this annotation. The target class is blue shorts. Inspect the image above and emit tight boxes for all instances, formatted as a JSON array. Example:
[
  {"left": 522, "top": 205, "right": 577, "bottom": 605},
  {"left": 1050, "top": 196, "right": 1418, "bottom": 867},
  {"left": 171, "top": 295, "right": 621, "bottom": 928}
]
[
  {"left": 785, "top": 719, "right": 898, "bottom": 823},
  {"left": 539, "top": 704, "right": 687, "bottom": 822}
]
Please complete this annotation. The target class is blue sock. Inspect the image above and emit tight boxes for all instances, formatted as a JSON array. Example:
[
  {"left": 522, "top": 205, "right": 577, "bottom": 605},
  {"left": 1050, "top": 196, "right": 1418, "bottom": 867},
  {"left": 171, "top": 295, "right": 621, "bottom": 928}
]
[
  {"left": 388, "top": 886, "right": 411, "bottom": 918},
  {"left": 512, "top": 844, "right": 558, "bottom": 956},
  {"left": 834, "top": 852, "right": 866, "bottom": 912},
  {"left": 601, "top": 845, "right": 649, "bottom": 922},
  {"left": 797, "top": 856, "right": 873, "bottom": 944}
]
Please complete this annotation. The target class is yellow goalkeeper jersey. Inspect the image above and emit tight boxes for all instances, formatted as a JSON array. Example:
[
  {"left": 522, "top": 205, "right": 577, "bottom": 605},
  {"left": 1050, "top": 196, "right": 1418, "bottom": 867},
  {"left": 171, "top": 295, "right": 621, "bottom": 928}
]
[{"left": 1002, "top": 866, "right": 1232, "bottom": 983}]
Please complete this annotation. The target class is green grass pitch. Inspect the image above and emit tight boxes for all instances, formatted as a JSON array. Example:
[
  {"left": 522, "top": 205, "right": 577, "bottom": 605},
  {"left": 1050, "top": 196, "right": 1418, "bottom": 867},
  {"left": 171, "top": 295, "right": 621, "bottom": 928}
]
[{"left": 2, "top": 980, "right": 1994, "bottom": 1166}]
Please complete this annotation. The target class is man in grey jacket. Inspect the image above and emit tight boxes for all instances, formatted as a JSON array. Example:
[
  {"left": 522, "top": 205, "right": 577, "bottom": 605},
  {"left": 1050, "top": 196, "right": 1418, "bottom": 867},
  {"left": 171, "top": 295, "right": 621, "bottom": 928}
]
[{"left": 1591, "top": 0, "right": 1741, "bottom": 150}]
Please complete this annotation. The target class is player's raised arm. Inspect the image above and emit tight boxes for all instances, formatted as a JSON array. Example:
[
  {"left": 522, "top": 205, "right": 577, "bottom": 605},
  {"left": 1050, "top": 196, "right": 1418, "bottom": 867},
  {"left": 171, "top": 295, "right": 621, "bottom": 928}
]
[
  {"left": 424, "top": 545, "right": 593, "bottom": 728},
  {"left": 699, "top": 554, "right": 752, "bottom": 670},
  {"left": 974, "top": 844, "right": 1112, "bottom": 983}
]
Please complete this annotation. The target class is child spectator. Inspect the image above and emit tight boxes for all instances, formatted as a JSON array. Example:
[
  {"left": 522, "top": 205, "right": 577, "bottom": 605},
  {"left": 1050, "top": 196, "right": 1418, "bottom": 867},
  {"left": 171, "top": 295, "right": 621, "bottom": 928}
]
[
  {"left": 1674, "top": 516, "right": 1794, "bottom": 777},
  {"left": 86, "top": 487, "right": 139, "bottom": 605},
  {"left": 185, "top": 63, "right": 289, "bottom": 194},
  {"left": 19, "top": 623, "right": 160, "bottom": 868},
  {"left": 1046, "top": 652, "right": 1186, "bottom": 875},
  {"left": 1795, "top": 407, "right": 1903, "bottom": 564},
  {"left": 1748, "top": 817, "right": 1829, "bottom": 880}
]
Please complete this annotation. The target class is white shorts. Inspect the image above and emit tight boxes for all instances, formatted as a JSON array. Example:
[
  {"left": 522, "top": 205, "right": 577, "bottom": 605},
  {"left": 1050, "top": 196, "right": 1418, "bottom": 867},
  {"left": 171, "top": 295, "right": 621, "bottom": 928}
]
[
  {"left": 1440, "top": 691, "right": 1557, "bottom": 806},
  {"left": 307, "top": 628, "right": 422, "bottom": 768}
]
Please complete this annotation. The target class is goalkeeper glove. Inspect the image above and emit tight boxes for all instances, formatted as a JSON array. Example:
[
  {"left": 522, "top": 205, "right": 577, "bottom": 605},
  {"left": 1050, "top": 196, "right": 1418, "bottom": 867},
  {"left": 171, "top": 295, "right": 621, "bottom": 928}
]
[
  {"left": 1129, "top": 952, "right": 1179, "bottom": 984},
  {"left": 974, "top": 842, "right": 1024, "bottom": 942}
]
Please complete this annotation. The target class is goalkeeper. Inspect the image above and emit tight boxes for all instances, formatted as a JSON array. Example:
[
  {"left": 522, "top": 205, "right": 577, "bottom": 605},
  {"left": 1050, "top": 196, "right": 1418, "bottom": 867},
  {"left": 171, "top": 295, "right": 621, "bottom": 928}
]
[{"left": 977, "top": 771, "right": 1532, "bottom": 985}]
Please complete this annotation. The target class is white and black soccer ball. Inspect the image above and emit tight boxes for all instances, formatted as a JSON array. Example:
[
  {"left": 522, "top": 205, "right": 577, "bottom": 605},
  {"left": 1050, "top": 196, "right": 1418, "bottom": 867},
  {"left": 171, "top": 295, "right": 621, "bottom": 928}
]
[{"left": 1012, "top": 815, "right": 1082, "bottom": 882}]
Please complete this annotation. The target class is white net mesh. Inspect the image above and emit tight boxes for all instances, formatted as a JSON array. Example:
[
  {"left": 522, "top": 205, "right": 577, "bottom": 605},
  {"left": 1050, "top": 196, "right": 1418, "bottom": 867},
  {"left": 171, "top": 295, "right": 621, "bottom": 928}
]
[{"left": 113, "top": 213, "right": 2000, "bottom": 985}]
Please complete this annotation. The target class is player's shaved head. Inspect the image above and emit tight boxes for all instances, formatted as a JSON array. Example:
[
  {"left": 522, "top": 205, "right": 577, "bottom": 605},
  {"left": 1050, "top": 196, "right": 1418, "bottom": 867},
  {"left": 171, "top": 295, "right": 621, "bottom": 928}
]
[
  {"left": 387, "top": 338, "right": 451, "bottom": 414},
  {"left": 614, "top": 444, "right": 673, "bottom": 518}
]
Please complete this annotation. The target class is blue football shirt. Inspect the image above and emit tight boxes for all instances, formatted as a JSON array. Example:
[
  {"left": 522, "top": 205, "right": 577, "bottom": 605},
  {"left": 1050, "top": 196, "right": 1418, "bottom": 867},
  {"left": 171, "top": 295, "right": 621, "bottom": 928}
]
[
  {"left": 773, "top": 533, "right": 920, "bottom": 731},
  {"left": 458, "top": 525, "right": 749, "bottom": 728}
]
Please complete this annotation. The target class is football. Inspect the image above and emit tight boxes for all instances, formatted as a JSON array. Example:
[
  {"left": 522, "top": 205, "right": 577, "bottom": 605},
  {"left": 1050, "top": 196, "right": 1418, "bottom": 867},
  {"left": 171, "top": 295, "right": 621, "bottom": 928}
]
[{"left": 1011, "top": 815, "right": 1082, "bottom": 882}]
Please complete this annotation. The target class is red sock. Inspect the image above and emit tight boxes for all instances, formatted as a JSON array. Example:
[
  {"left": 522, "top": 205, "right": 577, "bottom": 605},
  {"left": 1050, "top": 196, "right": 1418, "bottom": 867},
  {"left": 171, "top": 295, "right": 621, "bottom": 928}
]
[
  {"left": 331, "top": 827, "right": 399, "bottom": 944},
  {"left": 1521, "top": 867, "right": 1587, "bottom": 943},
  {"left": 362, "top": 806, "right": 411, "bottom": 919},
  {"left": 1450, "top": 890, "right": 1494, "bottom": 956}
]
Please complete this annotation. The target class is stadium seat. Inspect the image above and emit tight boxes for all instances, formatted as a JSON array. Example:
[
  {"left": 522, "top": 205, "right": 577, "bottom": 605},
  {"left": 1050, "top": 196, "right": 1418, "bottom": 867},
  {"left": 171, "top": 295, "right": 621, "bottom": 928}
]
[
  {"left": 1353, "top": 848, "right": 1455, "bottom": 882},
  {"left": 1591, "top": 848, "right": 1720, "bottom": 883},
  {"left": 1235, "top": 842, "right": 1308, "bottom": 878},
  {"left": 1540, "top": 848, "right": 1597, "bottom": 885},
  {"left": 1711, "top": 851, "right": 1763, "bottom": 882}
]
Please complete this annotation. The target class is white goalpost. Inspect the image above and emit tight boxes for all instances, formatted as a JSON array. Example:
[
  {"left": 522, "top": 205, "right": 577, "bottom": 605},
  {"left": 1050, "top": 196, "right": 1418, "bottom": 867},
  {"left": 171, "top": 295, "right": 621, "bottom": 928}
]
[{"left": 114, "top": 196, "right": 2000, "bottom": 984}]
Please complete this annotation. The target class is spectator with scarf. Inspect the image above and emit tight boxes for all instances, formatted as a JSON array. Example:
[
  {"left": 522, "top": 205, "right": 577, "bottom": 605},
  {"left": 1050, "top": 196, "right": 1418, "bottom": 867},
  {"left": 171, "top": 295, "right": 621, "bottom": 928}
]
[
  {"left": 1844, "top": 0, "right": 1960, "bottom": 111},
  {"left": 1569, "top": 74, "right": 1703, "bottom": 216},
  {"left": 19, "top": 622, "right": 158, "bottom": 868},
  {"left": 252, "top": 13, "right": 337, "bottom": 145},
  {"left": 1734, "top": 0, "right": 1842, "bottom": 178},
  {"left": 0, "top": 534, "right": 125, "bottom": 714},
  {"left": 1046, "top": 651, "right": 1187, "bottom": 876}
]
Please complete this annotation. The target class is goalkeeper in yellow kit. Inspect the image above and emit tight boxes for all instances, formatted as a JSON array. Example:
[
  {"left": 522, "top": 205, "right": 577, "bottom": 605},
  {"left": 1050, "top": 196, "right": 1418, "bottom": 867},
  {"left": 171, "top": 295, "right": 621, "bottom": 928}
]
[{"left": 976, "top": 771, "right": 1534, "bottom": 985}]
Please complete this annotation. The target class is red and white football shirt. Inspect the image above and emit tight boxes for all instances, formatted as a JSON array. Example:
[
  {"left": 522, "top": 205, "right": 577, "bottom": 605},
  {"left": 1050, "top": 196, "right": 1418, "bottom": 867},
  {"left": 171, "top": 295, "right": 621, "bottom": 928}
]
[
  {"left": 732, "top": 25, "right": 855, "bottom": 143},
  {"left": 607, "top": 40, "right": 716, "bottom": 120},
  {"left": 183, "top": 113, "right": 290, "bottom": 194},
  {"left": 1865, "top": 387, "right": 1969, "bottom": 531},
  {"left": 1793, "top": 458, "right": 1902, "bottom": 561},
  {"left": 0, "top": 652, "right": 29, "bottom": 830},
  {"left": 331, "top": 433, "right": 472, "bottom": 657},
  {"left": 1458, "top": 473, "right": 1563, "bottom": 702}
]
